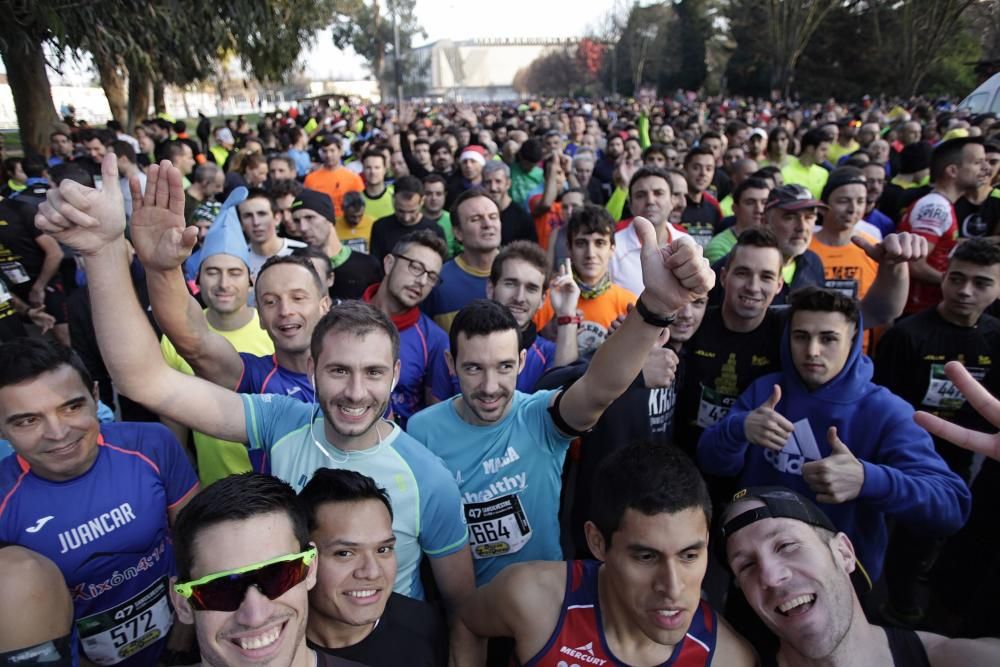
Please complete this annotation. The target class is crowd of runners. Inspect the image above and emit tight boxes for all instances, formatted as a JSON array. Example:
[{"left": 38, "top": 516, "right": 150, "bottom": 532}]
[{"left": 1, "top": 93, "right": 1000, "bottom": 666}]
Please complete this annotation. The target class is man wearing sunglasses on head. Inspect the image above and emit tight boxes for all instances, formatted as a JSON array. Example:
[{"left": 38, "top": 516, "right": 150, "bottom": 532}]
[{"left": 171, "top": 472, "right": 366, "bottom": 667}]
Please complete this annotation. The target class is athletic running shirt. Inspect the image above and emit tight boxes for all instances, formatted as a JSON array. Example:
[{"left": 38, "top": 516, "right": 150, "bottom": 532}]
[
  {"left": 393, "top": 313, "right": 454, "bottom": 428},
  {"left": 0, "top": 277, "right": 27, "bottom": 342},
  {"left": 362, "top": 185, "right": 395, "bottom": 222},
  {"left": 523, "top": 560, "right": 718, "bottom": 667},
  {"left": 676, "top": 307, "right": 783, "bottom": 457},
  {"left": 899, "top": 192, "right": 959, "bottom": 313},
  {"left": 407, "top": 390, "right": 572, "bottom": 584},
  {"left": 0, "top": 423, "right": 198, "bottom": 666},
  {"left": 240, "top": 393, "right": 467, "bottom": 599},
  {"left": 520, "top": 335, "right": 556, "bottom": 393},
  {"left": 247, "top": 237, "right": 306, "bottom": 281},
  {"left": 237, "top": 353, "right": 313, "bottom": 401},
  {"left": 161, "top": 313, "right": 274, "bottom": 485},
  {"left": 809, "top": 231, "right": 879, "bottom": 301},
  {"left": 781, "top": 157, "right": 829, "bottom": 200},
  {"left": 335, "top": 213, "right": 377, "bottom": 254},
  {"left": 303, "top": 167, "right": 364, "bottom": 219},
  {"left": 421, "top": 256, "right": 490, "bottom": 334},
  {"left": 954, "top": 189, "right": 1000, "bottom": 239},
  {"left": 681, "top": 194, "right": 724, "bottom": 247},
  {"left": 760, "top": 626, "right": 929, "bottom": 667},
  {"left": 533, "top": 284, "right": 637, "bottom": 355}
]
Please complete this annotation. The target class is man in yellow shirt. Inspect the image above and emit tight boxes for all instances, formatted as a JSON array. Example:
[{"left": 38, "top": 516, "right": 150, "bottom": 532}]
[
  {"left": 783, "top": 128, "right": 832, "bottom": 199},
  {"left": 160, "top": 189, "right": 273, "bottom": 485},
  {"left": 335, "top": 191, "right": 376, "bottom": 254}
]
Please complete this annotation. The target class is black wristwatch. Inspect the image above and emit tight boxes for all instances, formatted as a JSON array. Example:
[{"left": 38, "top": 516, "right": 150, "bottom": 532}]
[{"left": 635, "top": 296, "right": 677, "bottom": 328}]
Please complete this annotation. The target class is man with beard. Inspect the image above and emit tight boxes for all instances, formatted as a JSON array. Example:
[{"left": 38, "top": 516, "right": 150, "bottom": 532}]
[
  {"left": 35, "top": 156, "right": 479, "bottom": 661},
  {"left": 721, "top": 487, "right": 1000, "bottom": 666},
  {"left": 362, "top": 230, "right": 453, "bottom": 428},
  {"left": 171, "top": 473, "right": 364, "bottom": 667},
  {"left": 408, "top": 214, "right": 717, "bottom": 584},
  {"left": 161, "top": 189, "right": 274, "bottom": 484},
  {"left": 487, "top": 241, "right": 579, "bottom": 392},
  {"left": 291, "top": 189, "right": 382, "bottom": 301}
]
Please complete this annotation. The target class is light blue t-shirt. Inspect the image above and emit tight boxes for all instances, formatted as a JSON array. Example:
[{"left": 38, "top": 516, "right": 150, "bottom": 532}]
[
  {"left": 241, "top": 393, "right": 468, "bottom": 599},
  {"left": 407, "top": 390, "right": 572, "bottom": 584}
]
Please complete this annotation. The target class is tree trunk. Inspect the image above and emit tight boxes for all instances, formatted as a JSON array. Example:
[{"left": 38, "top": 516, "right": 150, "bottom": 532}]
[
  {"left": 0, "top": 29, "right": 60, "bottom": 155},
  {"left": 94, "top": 51, "right": 128, "bottom": 128},
  {"left": 153, "top": 79, "right": 166, "bottom": 115},
  {"left": 127, "top": 70, "right": 152, "bottom": 129}
]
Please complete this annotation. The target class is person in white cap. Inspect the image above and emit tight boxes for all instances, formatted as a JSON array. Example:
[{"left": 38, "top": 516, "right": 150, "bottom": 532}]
[{"left": 446, "top": 144, "right": 488, "bottom": 208}]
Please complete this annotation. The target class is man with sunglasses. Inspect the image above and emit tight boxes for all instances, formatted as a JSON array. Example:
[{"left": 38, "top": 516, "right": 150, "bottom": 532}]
[
  {"left": 171, "top": 472, "right": 365, "bottom": 667},
  {"left": 36, "top": 156, "right": 478, "bottom": 664},
  {"left": 362, "top": 230, "right": 454, "bottom": 428}
]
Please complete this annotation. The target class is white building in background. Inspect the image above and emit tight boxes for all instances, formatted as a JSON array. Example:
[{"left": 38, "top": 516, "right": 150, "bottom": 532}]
[{"left": 411, "top": 37, "right": 581, "bottom": 101}]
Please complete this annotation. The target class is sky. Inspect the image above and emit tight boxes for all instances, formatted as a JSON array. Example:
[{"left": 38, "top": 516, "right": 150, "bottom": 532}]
[{"left": 1, "top": 0, "right": 620, "bottom": 82}]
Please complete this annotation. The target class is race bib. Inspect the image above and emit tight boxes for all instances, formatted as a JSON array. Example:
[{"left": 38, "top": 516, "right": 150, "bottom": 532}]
[
  {"left": 0, "top": 279, "right": 11, "bottom": 305},
  {"left": 697, "top": 384, "right": 735, "bottom": 429},
  {"left": 823, "top": 279, "right": 858, "bottom": 299},
  {"left": 76, "top": 577, "right": 172, "bottom": 665},
  {"left": 922, "top": 364, "right": 986, "bottom": 411},
  {"left": 464, "top": 494, "right": 532, "bottom": 560},
  {"left": 1, "top": 261, "right": 29, "bottom": 285}
]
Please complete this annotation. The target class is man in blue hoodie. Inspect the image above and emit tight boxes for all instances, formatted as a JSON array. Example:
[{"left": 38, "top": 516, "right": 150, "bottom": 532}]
[{"left": 697, "top": 286, "right": 970, "bottom": 583}]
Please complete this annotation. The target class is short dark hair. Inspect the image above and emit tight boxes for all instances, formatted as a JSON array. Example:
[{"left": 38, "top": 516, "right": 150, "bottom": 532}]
[
  {"left": 110, "top": 140, "right": 137, "bottom": 165},
  {"left": 394, "top": 175, "right": 424, "bottom": 198},
  {"left": 49, "top": 162, "right": 94, "bottom": 188},
  {"left": 731, "top": 176, "right": 771, "bottom": 204},
  {"left": 429, "top": 139, "right": 451, "bottom": 156},
  {"left": 268, "top": 177, "right": 302, "bottom": 199},
  {"left": 392, "top": 229, "right": 448, "bottom": 263},
  {"left": 787, "top": 286, "right": 859, "bottom": 326},
  {"left": 950, "top": 237, "right": 1000, "bottom": 267},
  {"left": 683, "top": 145, "right": 715, "bottom": 167},
  {"left": 590, "top": 444, "right": 711, "bottom": 547},
  {"left": 173, "top": 473, "right": 309, "bottom": 580},
  {"left": 931, "top": 136, "right": 985, "bottom": 183},
  {"left": 490, "top": 240, "right": 549, "bottom": 286},
  {"left": 256, "top": 254, "right": 325, "bottom": 299},
  {"left": 628, "top": 165, "right": 672, "bottom": 195},
  {"left": 299, "top": 469, "right": 394, "bottom": 532},
  {"left": 0, "top": 338, "right": 92, "bottom": 393},
  {"left": 361, "top": 149, "right": 386, "bottom": 166},
  {"left": 165, "top": 140, "right": 191, "bottom": 161},
  {"left": 422, "top": 173, "right": 447, "bottom": 188},
  {"left": 452, "top": 187, "right": 497, "bottom": 229},
  {"left": 801, "top": 128, "right": 833, "bottom": 152},
  {"left": 268, "top": 153, "right": 296, "bottom": 174},
  {"left": 449, "top": 299, "right": 519, "bottom": 359},
  {"left": 567, "top": 203, "right": 615, "bottom": 245},
  {"left": 241, "top": 188, "right": 275, "bottom": 213},
  {"left": 754, "top": 165, "right": 782, "bottom": 181},
  {"left": 699, "top": 130, "right": 723, "bottom": 144},
  {"left": 726, "top": 227, "right": 782, "bottom": 269},
  {"left": 311, "top": 301, "right": 400, "bottom": 363},
  {"left": 21, "top": 153, "right": 48, "bottom": 178},
  {"left": 290, "top": 245, "right": 334, "bottom": 282}
]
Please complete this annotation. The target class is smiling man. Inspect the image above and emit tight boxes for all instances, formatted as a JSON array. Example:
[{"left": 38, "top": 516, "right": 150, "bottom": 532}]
[
  {"left": 698, "top": 287, "right": 970, "bottom": 585},
  {"left": 721, "top": 486, "right": 1000, "bottom": 666},
  {"left": 459, "top": 443, "right": 755, "bottom": 666},
  {"left": 300, "top": 468, "right": 448, "bottom": 667},
  {"left": 171, "top": 473, "right": 363, "bottom": 667},
  {"left": 0, "top": 338, "right": 199, "bottom": 666}
]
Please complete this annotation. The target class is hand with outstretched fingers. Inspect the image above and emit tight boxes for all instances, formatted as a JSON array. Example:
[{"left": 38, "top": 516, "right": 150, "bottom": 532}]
[
  {"left": 35, "top": 153, "right": 126, "bottom": 256},
  {"left": 743, "top": 384, "right": 794, "bottom": 451},
  {"left": 129, "top": 161, "right": 198, "bottom": 272},
  {"left": 852, "top": 231, "right": 928, "bottom": 266},
  {"left": 915, "top": 360, "right": 1000, "bottom": 461},
  {"left": 802, "top": 427, "right": 865, "bottom": 504},
  {"left": 634, "top": 216, "right": 715, "bottom": 315}
]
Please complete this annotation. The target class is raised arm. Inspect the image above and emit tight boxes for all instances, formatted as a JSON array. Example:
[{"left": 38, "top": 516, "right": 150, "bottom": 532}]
[
  {"left": 131, "top": 180, "right": 245, "bottom": 389},
  {"left": 35, "top": 155, "right": 248, "bottom": 443},
  {"left": 853, "top": 232, "right": 927, "bottom": 327},
  {"left": 558, "top": 217, "right": 715, "bottom": 432}
]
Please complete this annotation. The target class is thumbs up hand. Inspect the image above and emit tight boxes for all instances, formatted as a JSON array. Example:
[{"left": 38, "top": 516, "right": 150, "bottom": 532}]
[
  {"left": 743, "top": 384, "right": 795, "bottom": 451},
  {"left": 802, "top": 427, "right": 865, "bottom": 504}
]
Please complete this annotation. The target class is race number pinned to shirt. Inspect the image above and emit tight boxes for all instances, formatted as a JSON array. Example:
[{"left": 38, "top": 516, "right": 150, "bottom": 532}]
[
  {"left": 922, "top": 364, "right": 986, "bottom": 412},
  {"left": 697, "top": 384, "right": 735, "bottom": 429},
  {"left": 76, "top": 577, "right": 173, "bottom": 665},
  {"left": 0, "top": 278, "right": 11, "bottom": 305},
  {"left": 823, "top": 279, "right": 858, "bottom": 299},
  {"left": 1, "top": 261, "right": 30, "bottom": 285},
  {"left": 464, "top": 494, "right": 532, "bottom": 560}
]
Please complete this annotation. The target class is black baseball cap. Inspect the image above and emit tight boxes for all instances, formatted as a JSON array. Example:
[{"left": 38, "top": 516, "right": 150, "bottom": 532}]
[
  {"left": 291, "top": 189, "right": 335, "bottom": 222},
  {"left": 765, "top": 184, "right": 828, "bottom": 212},
  {"left": 720, "top": 486, "right": 873, "bottom": 593}
]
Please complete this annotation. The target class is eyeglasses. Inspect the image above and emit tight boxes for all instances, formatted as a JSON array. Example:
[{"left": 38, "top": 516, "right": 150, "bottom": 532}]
[
  {"left": 392, "top": 253, "right": 442, "bottom": 285},
  {"left": 174, "top": 547, "right": 317, "bottom": 612}
]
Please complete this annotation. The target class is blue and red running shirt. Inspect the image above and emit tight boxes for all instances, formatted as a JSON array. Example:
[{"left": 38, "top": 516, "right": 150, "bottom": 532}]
[
  {"left": 523, "top": 559, "right": 718, "bottom": 666},
  {"left": 0, "top": 422, "right": 198, "bottom": 667}
]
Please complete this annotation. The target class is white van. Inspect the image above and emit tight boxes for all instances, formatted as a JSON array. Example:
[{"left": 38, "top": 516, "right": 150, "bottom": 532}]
[{"left": 960, "top": 73, "right": 1000, "bottom": 114}]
